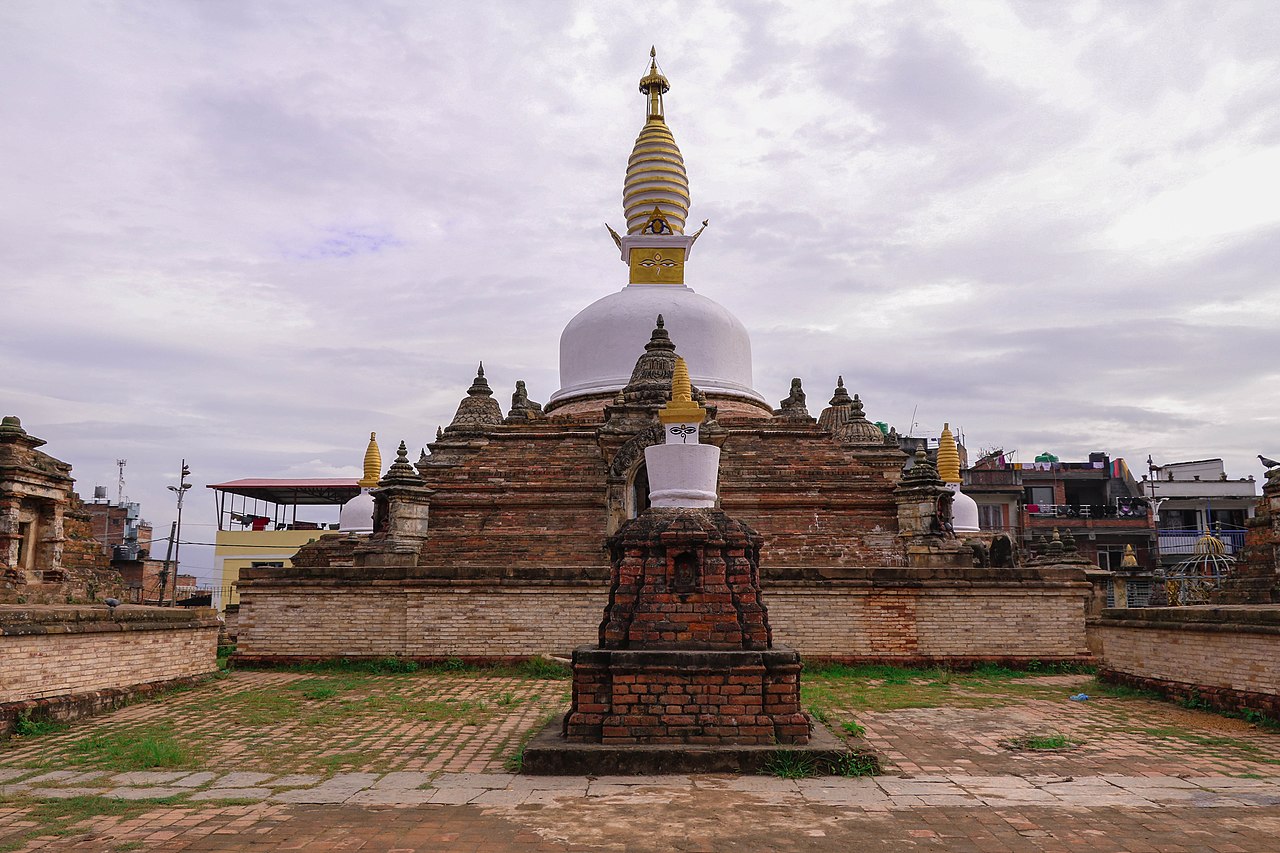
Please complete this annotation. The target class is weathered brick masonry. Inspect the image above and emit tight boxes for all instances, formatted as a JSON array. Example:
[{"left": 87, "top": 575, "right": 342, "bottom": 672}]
[
  {"left": 1, "top": 605, "right": 219, "bottom": 737},
  {"left": 1095, "top": 605, "right": 1280, "bottom": 717},
  {"left": 236, "top": 564, "right": 1091, "bottom": 663}
]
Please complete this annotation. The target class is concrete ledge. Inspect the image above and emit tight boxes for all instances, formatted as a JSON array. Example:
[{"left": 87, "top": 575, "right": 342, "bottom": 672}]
[
  {"left": 1098, "top": 604, "right": 1280, "bottom": 635},
  {"left": 521, "top": 714, "right": 877, "bottom": 776},
  {"left": 0, "top": 604, "right": 220, "bottom": 636}
]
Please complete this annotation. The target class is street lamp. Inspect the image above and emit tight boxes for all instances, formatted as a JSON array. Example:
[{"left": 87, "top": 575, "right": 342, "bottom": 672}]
[{"left": 165, "top": 461, "right": 192, "bottom": 607}]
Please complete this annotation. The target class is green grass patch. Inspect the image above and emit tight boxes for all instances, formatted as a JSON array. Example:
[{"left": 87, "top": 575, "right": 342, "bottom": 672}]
[
  {"left": 67, "top": 729, "right": 196, "bottom": 771},
  {"left": 1020, "top": 733, "right": 1072, "bottom": 750},
  {"left": 830, "top": 752, "right": 878, "bottom": 777},
  {"left": 314, "top": 752, "right": 367, "bottom": 772},
  {"left": 762, "top": 750, "right": 818, "bottom": 779},
  {"left": 12, "top": 710, "right": 67, "bottom": 738},
  {"left": 0, "top": 794, "right": 187, "bottom": 852},
  {"left": 511, "top": 657, "right": 572, "bottom": 680},
  {"left": 226, "top": 692, "right": 299, "bottom": 726},
  {"left": 840, "top": 720, "right": 866, "bottom": 738}
]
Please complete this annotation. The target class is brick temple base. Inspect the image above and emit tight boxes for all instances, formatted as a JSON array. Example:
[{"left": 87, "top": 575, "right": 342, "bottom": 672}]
[{"left": 564, "top": 646, "right": 809, "bottom": 745}]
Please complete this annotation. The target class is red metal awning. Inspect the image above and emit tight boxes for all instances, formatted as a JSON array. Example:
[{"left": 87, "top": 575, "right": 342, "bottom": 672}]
[{"left": 206, "top": 478, "right": 360, "bottom": 506}]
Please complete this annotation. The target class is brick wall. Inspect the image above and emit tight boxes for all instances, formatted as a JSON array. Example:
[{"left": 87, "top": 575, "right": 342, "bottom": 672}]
[
  {"left": 1095, "top": 605, "right": 1280, "bottom": 716},
  {"left": 1, "top": 605, "right": 219, "bottom": 711},
  {"left": 767, "top": 586, "right": 1088, "bottom": 659},
  {"left": 236, "top": 566, "right": 1090, "bottom": 664}
]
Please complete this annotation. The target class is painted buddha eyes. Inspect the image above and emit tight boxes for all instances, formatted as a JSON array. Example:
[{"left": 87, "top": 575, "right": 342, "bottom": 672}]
[{"left": 669, "top": 425, "right": 697, "bottom": 441}]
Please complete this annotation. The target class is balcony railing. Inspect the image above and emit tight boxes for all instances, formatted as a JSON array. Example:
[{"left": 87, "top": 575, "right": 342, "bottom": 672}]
[
  {"left": 1157, "top": 528, "right": 1245, "bottom": 556},
  {"left": 1025, "top": 503, "right": 1149, "bottom": 521},
  {"left": 964, "top": 469, "right": 1021, "bottom": 486}
]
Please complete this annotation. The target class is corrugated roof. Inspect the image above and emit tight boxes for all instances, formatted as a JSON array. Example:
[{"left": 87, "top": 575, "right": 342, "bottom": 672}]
[{"left": 206, "top": 478, "right": 360, "bottom": 505}]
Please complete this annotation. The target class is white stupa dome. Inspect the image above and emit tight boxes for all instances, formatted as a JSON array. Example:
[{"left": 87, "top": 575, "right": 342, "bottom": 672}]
[
  {"left": 547, "top": 285, "right": 762, "bottom": 407},
  {"left": 338, "top": 432, "right": 381, "bottom": 534},
  {"left": 339, "top": 490, "right": 374, "bottom": 534},
  {"left": 949, "top": 483, "right": 980, "bottom": 534},
  {"left": 546, "top": 51, "right": 765, "bottom": 412},
  {"left": 936, "top": 422, "right": 979, "bottom": 534}
]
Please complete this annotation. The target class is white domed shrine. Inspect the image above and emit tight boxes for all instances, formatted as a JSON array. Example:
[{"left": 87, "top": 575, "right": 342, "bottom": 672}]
[
  {"left": 545, "top": 50, "right": 766, "bottom": 414},
  {"left": 338, "top": 432, "right": 382, "bottom": 534},
  {"left": 937, "top": 423, "right": 980, "bottom": 534}
]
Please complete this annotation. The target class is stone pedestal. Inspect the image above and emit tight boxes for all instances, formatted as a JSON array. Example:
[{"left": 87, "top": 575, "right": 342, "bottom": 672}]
[
  {"left": 566, "top": 647, "right": 806, "bottom": 745},
  {"left": 563, "top": 506, "right": 810, "bottom": 747}
]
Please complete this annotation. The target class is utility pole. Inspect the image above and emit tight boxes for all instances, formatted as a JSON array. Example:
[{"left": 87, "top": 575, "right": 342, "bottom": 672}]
[
  {"left": 159, "top": 521, "right": 176, "bottom": 605},
  {"left": 166, "top": 460, "right": 192, "bottom": 607}
]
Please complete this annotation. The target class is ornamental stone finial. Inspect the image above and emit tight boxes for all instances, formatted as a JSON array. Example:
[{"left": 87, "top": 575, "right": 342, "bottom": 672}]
[
  {"left": 829, "top": 377, "right": 853, "bottom": 408},
  {"left": 775, "top": 378, "right": 810, "bottom": 420},
  {"left": 506, "top": 379, "right": 544, "bottom": 422}
]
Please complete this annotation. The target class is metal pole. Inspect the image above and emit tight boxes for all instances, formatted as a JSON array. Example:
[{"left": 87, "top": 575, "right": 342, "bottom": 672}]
[
  {"left": 160, "top": 521, "right": 176, "bottom": 606},
  {"left": 166, "top": 460, "right": 191, "bottom": 607}
]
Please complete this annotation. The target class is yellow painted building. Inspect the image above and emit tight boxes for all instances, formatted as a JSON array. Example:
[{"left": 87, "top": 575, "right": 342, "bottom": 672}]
[{"left": 208, "top": 435, "right": 382, "bottom": 609}]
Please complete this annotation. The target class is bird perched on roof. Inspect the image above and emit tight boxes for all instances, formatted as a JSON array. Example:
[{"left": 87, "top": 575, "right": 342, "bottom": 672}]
[{"left": 1260, "top": 454, "right": 1279, "bottom": 469}]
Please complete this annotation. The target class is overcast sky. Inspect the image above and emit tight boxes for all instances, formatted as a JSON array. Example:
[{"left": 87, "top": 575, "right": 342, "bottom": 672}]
[{"left": 2, "top": 1, "right": 1277, "bottom": 585}]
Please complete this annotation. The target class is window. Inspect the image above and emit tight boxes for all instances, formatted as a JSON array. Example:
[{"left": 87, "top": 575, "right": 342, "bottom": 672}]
[
  {"left": 250, "top": 561, "right": 284, "bottom": 569},
  {"left": 1211, "top": 509, "right": 1246, "bottom": 529},
  {"left": 16, "top": 522, "right": 33, "bottom": 568},
  {"left": 978, "top": 505, "right": 1005, "bottom": 530},
  {"left": 629, "top": 463, "right": 651, "bottom": 519},
  {"left": 1096, "top": 545, "right": 1132, "bottom": 571},
  {"left": 1161, "top": 508, "right": 1197, "bottom": 529},
  {"left": 1024, "top": 486, "right": 1053, "bottom": 506}
]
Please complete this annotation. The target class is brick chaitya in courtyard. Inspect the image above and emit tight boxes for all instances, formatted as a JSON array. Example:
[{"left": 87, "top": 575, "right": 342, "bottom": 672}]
[{"left": 563, "top": 358, "right": 808, "bottom": 747}]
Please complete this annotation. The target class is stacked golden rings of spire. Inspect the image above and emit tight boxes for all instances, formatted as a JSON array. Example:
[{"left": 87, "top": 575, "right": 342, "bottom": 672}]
[{"left": 624, "top": 125, "right": 689, "bottom": 234}]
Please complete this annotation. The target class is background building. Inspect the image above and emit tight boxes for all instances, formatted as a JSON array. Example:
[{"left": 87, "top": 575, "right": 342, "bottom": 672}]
[{"left": 1141, "top": 458, "right": 1257, "bottom": 569}]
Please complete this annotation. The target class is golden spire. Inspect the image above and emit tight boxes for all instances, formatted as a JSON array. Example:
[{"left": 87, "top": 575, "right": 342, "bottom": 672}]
[
  {"left": 936, "top": 422, "right": 961, "bottom": 485},
  {"left": 624, "top": 48, "right": 689, "bottom": 237},
  {"left": 1121, "top": 544, "right": 1139, "bottom": 568},
  {"left": 358, "top": 431, "right": 382, "bottom": 489},
  {"left": 659, "top": 357, "right": 706, "bottom": 424},
  {"left": 639, "top": 46, "right": 669, "bottom": 121}
]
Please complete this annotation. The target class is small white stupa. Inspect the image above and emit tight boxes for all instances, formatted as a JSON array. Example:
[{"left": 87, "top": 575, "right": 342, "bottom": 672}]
[
  {"left": 338, "top": 432, "right": 382, "bottom": 533},
  {"left": 643, "top": 356, "right": 719, "bottom": 508},
  {"left": 937, "top": 423, "right": 980, "bottom": 534}
]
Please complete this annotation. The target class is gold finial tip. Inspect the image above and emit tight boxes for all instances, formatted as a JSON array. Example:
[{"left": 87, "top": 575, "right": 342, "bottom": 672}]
[
  {"left": 370, "top": 431, "right": 376, "bottom": 440},
  {"left": 659, "top": 356, "right": 706, "bottom": 425},
  {"left": 650, "top": 46, "right": 656, "bottom": 58}
]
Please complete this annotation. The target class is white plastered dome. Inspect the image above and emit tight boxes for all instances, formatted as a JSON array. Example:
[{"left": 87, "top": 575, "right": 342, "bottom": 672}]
[
  {"left": 546, "top": 284, "right": 764, "bottom": 408},
  {"left": 949, "top": 483, "right": 980, "bottom": 534},
  {"left": 338, "top": 490, "right": 375, "bottom": 534}
]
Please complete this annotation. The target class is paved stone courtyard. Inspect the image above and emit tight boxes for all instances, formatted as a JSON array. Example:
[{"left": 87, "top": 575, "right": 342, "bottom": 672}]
[{"left": 2, "top": 667, "right": 1279, "bottom": 851}]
